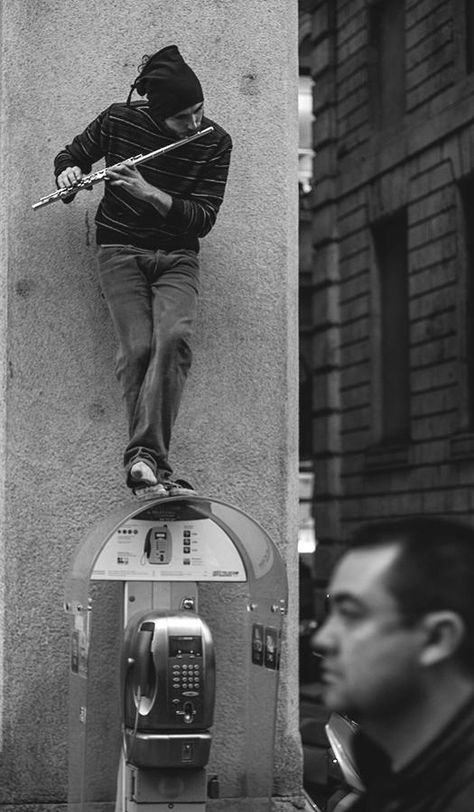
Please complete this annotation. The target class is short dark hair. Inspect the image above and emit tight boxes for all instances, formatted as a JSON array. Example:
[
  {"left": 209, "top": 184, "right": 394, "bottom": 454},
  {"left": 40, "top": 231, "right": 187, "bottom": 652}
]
[{"left": 348, "top": 516, "right": 474, "bottom": 673}]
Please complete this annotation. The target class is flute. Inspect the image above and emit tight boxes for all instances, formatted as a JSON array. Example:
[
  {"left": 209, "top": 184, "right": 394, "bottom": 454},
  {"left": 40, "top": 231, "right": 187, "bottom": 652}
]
[{"left": 32, "top": 125, "right": 214, "bottom": 210}]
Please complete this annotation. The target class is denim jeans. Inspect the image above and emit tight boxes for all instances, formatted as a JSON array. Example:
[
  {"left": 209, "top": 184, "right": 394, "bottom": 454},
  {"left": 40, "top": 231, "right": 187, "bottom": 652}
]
[{"left": 97, "top": 245, "right": 200, "bottom": 479}]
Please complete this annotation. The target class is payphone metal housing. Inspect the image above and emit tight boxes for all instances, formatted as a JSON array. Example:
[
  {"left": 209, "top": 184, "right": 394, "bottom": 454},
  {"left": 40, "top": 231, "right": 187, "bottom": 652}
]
[
  {"left": 64, "top": 496, "right": 288, "bottom": 812},
  {"left": 123, "top": 610, "right": 216, "bottom": 769}
]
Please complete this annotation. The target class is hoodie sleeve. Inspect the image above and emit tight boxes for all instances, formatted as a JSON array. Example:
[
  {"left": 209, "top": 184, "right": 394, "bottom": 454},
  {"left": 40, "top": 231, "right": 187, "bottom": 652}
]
[
  {"left": 53, "top": 108, "right": 109, "bottom": 177},
  {"left": 164, "top": 131, "right": 233, "bottom": 238}
]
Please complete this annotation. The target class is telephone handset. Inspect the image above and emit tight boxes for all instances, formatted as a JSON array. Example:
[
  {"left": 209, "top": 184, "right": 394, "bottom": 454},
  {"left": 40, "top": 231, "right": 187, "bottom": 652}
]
[
  {"left": 123, "top": 610, "right": 215, "bottom": 733},
  {"left": 132, "top": 621, "right": 155, "bottom": 714}
]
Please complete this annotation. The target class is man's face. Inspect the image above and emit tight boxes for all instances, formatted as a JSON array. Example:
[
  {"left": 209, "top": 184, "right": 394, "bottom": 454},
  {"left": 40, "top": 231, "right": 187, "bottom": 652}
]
[
  {"left": 163, "top": 102, "right": 204, "bottom": 139},
  {"left": 312, "top": 544, "right": 427, "bottom": 723}
]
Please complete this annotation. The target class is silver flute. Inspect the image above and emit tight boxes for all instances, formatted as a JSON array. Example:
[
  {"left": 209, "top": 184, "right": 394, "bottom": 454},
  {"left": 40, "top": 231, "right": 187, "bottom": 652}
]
[{"left": 32, "top": 126, "right": 214, "bottom": 210}]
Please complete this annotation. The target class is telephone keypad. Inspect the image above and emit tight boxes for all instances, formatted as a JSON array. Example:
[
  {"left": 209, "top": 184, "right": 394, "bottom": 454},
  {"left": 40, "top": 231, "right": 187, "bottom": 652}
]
[
  {"left": 170, "top": 661, "right": 202, "bottom": 695},
  {"left": 169, "top": 658, "right": 203, "bottom": 724}
]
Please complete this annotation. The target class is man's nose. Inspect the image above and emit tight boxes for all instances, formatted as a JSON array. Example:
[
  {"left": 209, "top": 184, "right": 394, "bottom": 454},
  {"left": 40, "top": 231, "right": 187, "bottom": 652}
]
[{"left": 311, "top": 617, "right": 335, "bottom": 657}]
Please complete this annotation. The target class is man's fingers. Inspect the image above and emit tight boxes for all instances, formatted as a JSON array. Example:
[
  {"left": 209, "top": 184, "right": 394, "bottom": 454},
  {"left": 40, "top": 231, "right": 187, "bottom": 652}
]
[
  {"left": 59, "top": 167, "right": 82, "bottom": 188},
  {"left": 107, "top": 162, "right": 136, "bottom": 178}
]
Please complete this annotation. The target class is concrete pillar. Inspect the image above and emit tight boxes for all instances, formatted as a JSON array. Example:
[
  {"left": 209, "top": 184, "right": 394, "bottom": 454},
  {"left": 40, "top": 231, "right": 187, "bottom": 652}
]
[{"left": 0, "top": 1, "right": 300, "bottom": 810}]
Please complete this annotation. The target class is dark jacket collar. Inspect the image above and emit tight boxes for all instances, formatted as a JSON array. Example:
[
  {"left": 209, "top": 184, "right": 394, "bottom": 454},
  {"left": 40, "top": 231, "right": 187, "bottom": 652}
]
[{"left": 352, "top": 692, "right": 474, "bottom": 809}]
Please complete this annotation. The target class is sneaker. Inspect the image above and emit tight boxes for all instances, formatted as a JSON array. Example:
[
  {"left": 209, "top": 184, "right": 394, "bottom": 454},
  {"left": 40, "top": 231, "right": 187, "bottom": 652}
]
[
  {"left": 132, "top": 482, "right": 168, "bottom": 500},
  {"left": 130, "top": 460, "right": 158, "bottom": 486},
  {"left": 163, "top": 478, "right": 195, "bottom": 496}
]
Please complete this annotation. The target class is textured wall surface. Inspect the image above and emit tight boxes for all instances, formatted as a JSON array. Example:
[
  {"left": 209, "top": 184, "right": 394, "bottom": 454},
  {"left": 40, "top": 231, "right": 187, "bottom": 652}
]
[{"left": 0, "top": 1, "right": 300, "bottom": 809}]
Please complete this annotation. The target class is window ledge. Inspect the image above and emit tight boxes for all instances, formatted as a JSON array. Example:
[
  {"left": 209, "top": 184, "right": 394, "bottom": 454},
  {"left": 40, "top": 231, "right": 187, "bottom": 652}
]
[
  {"left": 364, "top": 443, "right": 411, "bottom": 472},
  {"left": 450, "top": 432, "right": 474, "bottom": 461}
]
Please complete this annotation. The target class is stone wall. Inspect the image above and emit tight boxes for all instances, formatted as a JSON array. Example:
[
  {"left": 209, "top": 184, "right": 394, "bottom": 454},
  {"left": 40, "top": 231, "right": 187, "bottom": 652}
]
[{"left": 0, "top": 2, "right": 300, "bottom": 809}]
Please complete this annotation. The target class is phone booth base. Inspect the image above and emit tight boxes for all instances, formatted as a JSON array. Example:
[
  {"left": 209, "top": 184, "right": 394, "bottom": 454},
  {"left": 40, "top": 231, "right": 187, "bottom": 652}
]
[
  {"left": 64, "top": 496, "right": 288, "bottom": 812},
  {"left": 126, "top": 765, "right": 208, "bottom": 809},
  {"left": 123, "top": 732, "right": 212, "bottom": 769}
]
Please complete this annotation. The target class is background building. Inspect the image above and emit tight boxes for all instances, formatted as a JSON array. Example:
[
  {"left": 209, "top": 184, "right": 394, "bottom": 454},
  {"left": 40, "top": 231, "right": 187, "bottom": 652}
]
[
  {"left": 299, "top": 2, "right": 474, "bottom": 801},
  {"left": 300, "top": 0, "right": 474, "bottom": 601}
]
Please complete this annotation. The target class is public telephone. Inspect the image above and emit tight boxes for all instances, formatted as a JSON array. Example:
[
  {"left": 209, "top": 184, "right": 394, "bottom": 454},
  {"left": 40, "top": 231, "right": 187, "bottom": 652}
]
[
  {"left": 123, "top": 610, "right": 215, "bottom": 769},
  {"left": 65, "top": 495, "right": 288, "bottom": 812}
]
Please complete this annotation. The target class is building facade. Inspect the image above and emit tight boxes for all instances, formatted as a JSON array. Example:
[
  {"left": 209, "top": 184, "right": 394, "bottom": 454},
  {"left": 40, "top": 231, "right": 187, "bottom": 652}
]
[{"left": 302, "top": 0, "right": 474, "bottom": 595}]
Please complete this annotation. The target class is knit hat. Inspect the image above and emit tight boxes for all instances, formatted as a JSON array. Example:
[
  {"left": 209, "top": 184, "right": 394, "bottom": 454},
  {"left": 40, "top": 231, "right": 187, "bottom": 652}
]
[{"left": 127, "top": 45, "right": 203, "bottom": 119}]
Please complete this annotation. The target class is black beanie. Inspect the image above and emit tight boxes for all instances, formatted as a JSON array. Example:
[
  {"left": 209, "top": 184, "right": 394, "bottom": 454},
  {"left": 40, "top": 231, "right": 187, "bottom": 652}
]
[{"left": 127, "top": 45, "right": 203, "bottom": 119}]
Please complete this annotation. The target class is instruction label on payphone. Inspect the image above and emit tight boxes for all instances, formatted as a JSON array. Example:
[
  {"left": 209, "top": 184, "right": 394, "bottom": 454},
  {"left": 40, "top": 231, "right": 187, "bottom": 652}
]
[{"left": 91, "top": 516, "right": 246, "bottom": 582}]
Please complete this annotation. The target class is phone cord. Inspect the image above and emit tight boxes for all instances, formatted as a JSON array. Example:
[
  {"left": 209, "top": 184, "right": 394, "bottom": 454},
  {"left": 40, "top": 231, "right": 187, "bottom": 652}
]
[{"left": 123, "top": 688, "right": 141, "bottom": 763}]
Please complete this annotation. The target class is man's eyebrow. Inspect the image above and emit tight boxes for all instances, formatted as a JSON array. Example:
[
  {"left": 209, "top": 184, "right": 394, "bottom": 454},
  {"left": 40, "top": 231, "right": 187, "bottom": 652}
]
[
  {"left": 329, "top": 592, "right": 365, "bottom": 609},
  {"left": 175, "top": 103, "right": 203, "bottom": 118}
]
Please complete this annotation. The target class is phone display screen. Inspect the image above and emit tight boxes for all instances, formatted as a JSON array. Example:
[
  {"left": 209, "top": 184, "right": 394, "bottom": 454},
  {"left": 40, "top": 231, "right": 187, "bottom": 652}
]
[{"left": 169, "top": 636, "right": 202, "bottom": 657}]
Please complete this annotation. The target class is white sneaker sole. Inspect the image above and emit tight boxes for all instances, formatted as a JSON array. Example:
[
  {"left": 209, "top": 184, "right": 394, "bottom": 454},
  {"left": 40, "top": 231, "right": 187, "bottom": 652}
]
[{"left": 133, "top": 484, "right": 168, "bottom": 500}]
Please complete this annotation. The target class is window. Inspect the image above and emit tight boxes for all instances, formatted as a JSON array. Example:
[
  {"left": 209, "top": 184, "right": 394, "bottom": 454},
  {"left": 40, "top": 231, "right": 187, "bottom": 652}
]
[
  {"left": 298, "top": 74, "right": 315, "bottom": 195},
  {"left": 373, "top": 210, "right": 410, "bottom": 443},
  {"left": 369, "top": 0, "right": 405, "bottom": 127}
]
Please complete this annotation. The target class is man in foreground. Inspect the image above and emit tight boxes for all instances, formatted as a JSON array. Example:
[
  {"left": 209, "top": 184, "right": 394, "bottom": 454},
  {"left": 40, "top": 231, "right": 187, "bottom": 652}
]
[
  {"left": 54, "top": 45, "right": 232, "bottom": 496},
  {"left": 313, "top": 516, "right": 474, "bottom": 811}
]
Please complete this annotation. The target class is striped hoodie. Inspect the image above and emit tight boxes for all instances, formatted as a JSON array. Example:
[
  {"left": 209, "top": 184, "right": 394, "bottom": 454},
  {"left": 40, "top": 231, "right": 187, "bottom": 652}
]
[{"left": 54, "top": 101, "right": 232, "bottom": 251}]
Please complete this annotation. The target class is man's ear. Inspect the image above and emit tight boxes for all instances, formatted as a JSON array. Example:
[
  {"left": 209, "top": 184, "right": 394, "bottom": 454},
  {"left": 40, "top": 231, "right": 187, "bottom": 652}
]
[{"left": 419, "top": 611, "right": 465, "bottom": 667}]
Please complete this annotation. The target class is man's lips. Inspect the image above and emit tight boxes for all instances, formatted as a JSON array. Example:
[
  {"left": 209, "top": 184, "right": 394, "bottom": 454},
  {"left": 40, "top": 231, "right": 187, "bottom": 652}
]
[{"left": 320, "top": 666, "right": 342, "bottom": 684}]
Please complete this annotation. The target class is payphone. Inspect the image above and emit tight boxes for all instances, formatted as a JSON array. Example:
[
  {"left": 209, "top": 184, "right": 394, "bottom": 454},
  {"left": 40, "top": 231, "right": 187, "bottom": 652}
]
[
  {"left": 64, "top": 495, "right": 288, "bottom": 812},
  {"left": 123, "top": 610, "right": 215, "bottom": 768}
]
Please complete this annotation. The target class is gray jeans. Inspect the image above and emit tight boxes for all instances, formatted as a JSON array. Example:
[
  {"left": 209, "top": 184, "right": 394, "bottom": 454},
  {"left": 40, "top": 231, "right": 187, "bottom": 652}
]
[{"left": 97, "top": 244, "right": 200, "bottom": 480}]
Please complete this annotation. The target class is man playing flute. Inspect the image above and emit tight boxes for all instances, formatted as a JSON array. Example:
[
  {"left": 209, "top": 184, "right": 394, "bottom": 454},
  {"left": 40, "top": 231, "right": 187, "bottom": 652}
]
[{"left": 54, "top": 45, "right": 232, "bottom": 497}]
